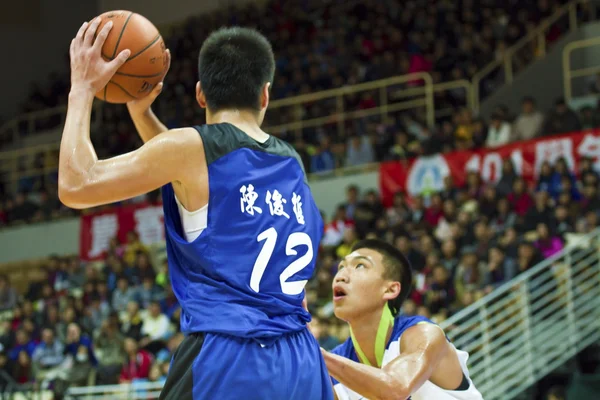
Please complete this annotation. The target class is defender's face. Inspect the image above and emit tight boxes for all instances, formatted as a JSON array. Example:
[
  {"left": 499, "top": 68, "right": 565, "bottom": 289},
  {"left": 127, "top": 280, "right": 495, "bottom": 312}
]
[{"left": 332, "top": 248, "right": 397, "bottom": 322}]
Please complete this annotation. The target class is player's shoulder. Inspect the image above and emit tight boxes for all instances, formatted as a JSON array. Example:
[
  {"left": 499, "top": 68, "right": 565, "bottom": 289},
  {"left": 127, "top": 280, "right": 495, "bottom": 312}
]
[
  {"left": 192, "top": 124, "right": 303, "bottom": 173},
  {"left": 390, "top": 315, "right": 438, "bottom": 342}
]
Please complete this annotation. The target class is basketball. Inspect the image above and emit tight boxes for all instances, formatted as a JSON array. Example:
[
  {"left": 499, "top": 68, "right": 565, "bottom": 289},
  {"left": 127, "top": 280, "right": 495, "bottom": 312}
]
[{"left": 92, "top": 10, "right": 168, "bottom": 104}]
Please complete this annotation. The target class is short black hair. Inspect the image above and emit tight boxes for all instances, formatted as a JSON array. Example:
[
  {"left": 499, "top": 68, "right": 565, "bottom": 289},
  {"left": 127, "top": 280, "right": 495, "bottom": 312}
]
[
  {"left": 351, "top": 239, "right": 413, "bottom": 316},
  {"left": 198, "top": 27, "right": 275, "bottom": 112}
]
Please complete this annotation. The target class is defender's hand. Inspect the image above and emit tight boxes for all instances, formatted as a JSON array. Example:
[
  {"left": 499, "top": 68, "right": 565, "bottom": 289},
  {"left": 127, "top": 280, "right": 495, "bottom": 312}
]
[
  {"left": 127, "top": 49, "right": 171, "bottom": 115},
  {"left": 69, "top": 18, "right": 130, "bottom": 95}
]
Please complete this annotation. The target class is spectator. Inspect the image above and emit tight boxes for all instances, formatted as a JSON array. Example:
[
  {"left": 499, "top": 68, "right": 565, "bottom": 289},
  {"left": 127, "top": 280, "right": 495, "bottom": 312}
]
[
  {"left": 141, "top": 301, "right": 172, "bottom": 344},
  {"left": 454, "top": 250, "right": 484, "bottom": 302},
  {"left": 136, "top": 276, "right": 164, "bottom": 310},
  {"left": 491, "top": 198, "right": 517, "bottom": 232},
  {"left": 496, "top": 158, "right": 518, "bottom": 197},
  {"left": 64, "top": 322, "right": 96, "bottom": 386},
  {"left": 523, "top": 191, "right": 553, "bottom": 233},
  {"left": 311, "top": 137, "right": 336, "bottom": 173},
  {"left": 485, "top": 112, "right": 512, "bottom": 148},
  {"left": 579, "top": 106, "right": 596, "bottom": 129},
  {"left": 513, "top": 97, "right": 544, "bottom": 141},
  {"left": 0, "top": 275, "right": 18, "bottom": 311},
  {"left": 507, "top": 178, "right": 533, "bottom": 217},
  {"left": 536, "top": 161, "right": 554, "bottom": 193},
  {"left": 121, "top": 301, "right": 144, "bottom": 342},
  {"left": 394, "top": 235, "right": 425, "bottom": 272},
  {"left": 309, "top": 318, "right": 340, "bottom": 351},
  {"left": 322, "top": 205, "right": 354, "bottom": 248},
  {"left": 425, "top": 266, "right": 455, "bottom": 314},
  {"left": 345, "top": 135, "right": 375, "bottom": 166},
  {"left": 483, "top": 247, "right": 517, "bottom": 291},
  {"left": 542, "top": 98, "right": 581, "bottom": 135},
  {"left": 342, "top": 185, "right": 360, "bottom": 221},
  {"left": 123, "top": 232, "right": 148, "bottom": 267},
  {"left": 10, "top": 192, "right": 39, "bottom": 225},
  {"left": 8, "top": 330, "right": 37, "bottom": 361},
  {"left": 554, "top": 205, "right": 574, "bottom": 238},
  {"left": 112, "top": 277, "right": 135, "bottom": 313},
  {"left": 94, "top": 319, "right": 125, "bottom": 385},
  {"left": 31, "top": 328, "right": 66, "bottom": 388},
  {"left": 534, "top": 222, "right": 563, "bottom": 258},
  {"left": 12, "top": 351, "right": 32, "bottom": 385},
  {"left": 119, "top": 337, "right": 153, "bottom": 384}
]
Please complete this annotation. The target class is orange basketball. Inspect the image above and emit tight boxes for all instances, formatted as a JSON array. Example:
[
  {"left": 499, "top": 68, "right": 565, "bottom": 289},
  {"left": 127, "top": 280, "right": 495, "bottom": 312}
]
[{"left": 92, "top": 10, "right": 168, "bottom": 104}]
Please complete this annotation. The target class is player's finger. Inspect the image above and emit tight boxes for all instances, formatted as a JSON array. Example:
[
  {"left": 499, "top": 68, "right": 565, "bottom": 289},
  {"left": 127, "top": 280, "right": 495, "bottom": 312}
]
[
  {"left": 84, "top": 17, "right": 102, "bottom": 47},
  {"left": 151, "top": 82, "right": 164, "bottom": 98},
  {"left": 165, "top": 49, "right": 171, "bottom": 74},
  {"left": 69, "top": 39, "right": 77, "bottom": 60},
  {"left": 93, "top": 20, "right": 113, "bottom": 51},
  {"left": 108, "top": 49, "right": 131, "bottom": 71},
  {"left": 74, "top": 21, "right": 88, "bottom": 46}
]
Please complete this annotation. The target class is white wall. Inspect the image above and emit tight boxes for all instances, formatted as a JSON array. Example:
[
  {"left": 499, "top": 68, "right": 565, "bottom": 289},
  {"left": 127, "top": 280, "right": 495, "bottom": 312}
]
[{"left": 0, "top": 170, "right": 381, "bottom": 264}]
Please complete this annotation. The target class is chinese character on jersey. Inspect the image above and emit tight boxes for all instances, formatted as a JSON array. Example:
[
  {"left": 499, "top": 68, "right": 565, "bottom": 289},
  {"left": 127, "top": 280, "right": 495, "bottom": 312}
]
[
  {"left": 265, "top": 190, "right": 290, "bottom": 219},
  {"left": 291, "top": 192, "right": 305, "bottom": 225},
  {"left": 240, "top": 184, "right": 262, "bottom": 215}
]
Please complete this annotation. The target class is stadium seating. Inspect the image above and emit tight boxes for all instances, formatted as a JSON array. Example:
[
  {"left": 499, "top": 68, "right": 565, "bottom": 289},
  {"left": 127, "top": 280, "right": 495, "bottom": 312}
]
[{"left": 0, "top": 1, "right": 600, "bottom": 399}]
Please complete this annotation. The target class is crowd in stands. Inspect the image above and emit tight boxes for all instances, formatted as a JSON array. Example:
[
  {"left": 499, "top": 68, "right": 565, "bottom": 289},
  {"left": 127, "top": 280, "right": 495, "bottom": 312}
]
[
  {"left": 14, "top": 0, "right": 587, "bottom": 131},
  {"left": 0, "top": 149, "right": 599, "bottom": 395},
  {"left": 2, "top": 0, "right": 599, "bottom": 226},
  {"left": 1, "top": 92, "right": 596, "bottom": 228}
]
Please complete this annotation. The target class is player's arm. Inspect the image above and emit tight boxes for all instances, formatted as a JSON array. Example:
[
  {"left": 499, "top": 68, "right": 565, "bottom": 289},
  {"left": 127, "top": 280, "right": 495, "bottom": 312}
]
[
  {"left": 60, "top": 18, "right": 203, "bottom": 209},
  {"left": 59, "top": 89, "right": 201, "bottom": 209},
  {"left": 126, "top": 50, "right": 171, "bottom": 143},
  {"left": 322, "top": 323, "right": 449, "bottom": 400}
]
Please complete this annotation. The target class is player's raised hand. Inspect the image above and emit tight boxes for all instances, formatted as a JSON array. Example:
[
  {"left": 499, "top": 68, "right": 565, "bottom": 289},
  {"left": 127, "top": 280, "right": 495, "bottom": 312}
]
[
  {"left": 69, "top": 18, "right": 131, "bottom": 95},
  {"left": 127, "top": 49, "right": 171, "bottom": 115}
]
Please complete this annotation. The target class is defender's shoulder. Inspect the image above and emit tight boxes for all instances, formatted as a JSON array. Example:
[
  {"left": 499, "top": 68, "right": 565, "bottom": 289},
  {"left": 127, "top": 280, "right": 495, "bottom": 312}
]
[{"left": 391, "top": 315, "right": 437, "bottom": 342}]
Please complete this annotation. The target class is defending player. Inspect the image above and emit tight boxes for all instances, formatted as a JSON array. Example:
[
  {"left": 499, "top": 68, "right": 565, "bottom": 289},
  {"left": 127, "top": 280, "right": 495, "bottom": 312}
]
[
  {"left": 323, "top": 239, "right": 483, "bottom": 400},
  {"left": 60, "top": 20, "right": 332, "bottom": 400}
]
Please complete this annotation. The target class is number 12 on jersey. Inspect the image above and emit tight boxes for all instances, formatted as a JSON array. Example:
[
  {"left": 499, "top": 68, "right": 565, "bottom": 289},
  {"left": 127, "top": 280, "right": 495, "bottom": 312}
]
[{"left": 250, "top": 227, "right": 314, "bottom": 295}]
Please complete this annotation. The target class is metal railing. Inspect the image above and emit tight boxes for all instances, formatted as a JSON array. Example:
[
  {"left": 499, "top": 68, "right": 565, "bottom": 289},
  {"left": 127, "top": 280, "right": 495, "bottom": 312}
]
[
  {"left": 439, "top": 228, "right": 600, "bottom": 400},
  {"left": 32, "top": 229, "right": 600, "bottom": 399},
  {"left": 266, "top": 73, "right": 473, "bottom": 136},
  {"left": 0, "top": 0, "right": 590, "bottom": 143},
  {"left": 65, "top": 381, "right": 163, "bottom": 399},
  {"left": 471, "top": 0, "right": 590, "bottom": 114},
  {"left": 0, "top": 0, "right": 593, "bottom": 194},
  {"left": 563, "top": 36, "right": 600, "bottom": 102},
  {"left": 0, "top": 74, "right": 472, "bottom": 194}
]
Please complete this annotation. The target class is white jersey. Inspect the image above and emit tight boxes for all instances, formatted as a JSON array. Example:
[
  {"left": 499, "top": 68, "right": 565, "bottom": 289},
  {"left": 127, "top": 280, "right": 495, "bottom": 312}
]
[{"left": 331, "top": 316, "right": 483, "bottom": 400}]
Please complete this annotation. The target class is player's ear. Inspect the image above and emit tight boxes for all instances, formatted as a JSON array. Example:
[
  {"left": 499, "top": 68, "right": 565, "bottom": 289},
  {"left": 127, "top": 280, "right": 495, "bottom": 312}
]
[
  {"left": 196, "top": 81, "right": 207, "bottom": 109},
  {"left": 261, "top": 82, "right": 270, "bottom": 110},
  {"left": 382, "top": 281, "right": 401, "bottom": 302}
]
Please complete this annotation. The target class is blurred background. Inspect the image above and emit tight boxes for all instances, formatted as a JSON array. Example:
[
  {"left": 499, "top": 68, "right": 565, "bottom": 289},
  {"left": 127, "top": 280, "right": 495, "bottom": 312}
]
[{"left": 1, "top": 0, "right": 600, "bottom": 399}]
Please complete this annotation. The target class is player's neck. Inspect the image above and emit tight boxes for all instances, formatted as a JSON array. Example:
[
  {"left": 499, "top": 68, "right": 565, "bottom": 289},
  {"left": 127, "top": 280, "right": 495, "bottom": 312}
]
[
  {"left": 207, "top": 110, "right": 269, "bottom": 143},
  {"left": 348, "top": 307, "right": 394, "bottom": 367}
]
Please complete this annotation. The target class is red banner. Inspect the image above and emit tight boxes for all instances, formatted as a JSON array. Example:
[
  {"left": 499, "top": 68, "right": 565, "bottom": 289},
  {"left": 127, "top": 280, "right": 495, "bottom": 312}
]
[
  {"left": 79, "top": 202, "right": 164, "bottom": 261},
  {"left": 379, "top": 130, "right": 600, "bottom": 207}
]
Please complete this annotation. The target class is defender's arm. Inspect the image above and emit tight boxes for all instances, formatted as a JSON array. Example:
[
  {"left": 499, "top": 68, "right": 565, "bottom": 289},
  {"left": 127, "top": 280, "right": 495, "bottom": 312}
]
[{"left": 322, "top": 323, "right": 450, "bottom": 400}]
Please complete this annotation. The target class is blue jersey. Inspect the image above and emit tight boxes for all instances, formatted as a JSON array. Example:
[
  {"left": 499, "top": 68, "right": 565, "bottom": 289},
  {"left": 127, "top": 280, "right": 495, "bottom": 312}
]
[{"left": 162, "top": 123, "right": 323, "bottom": 340}]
